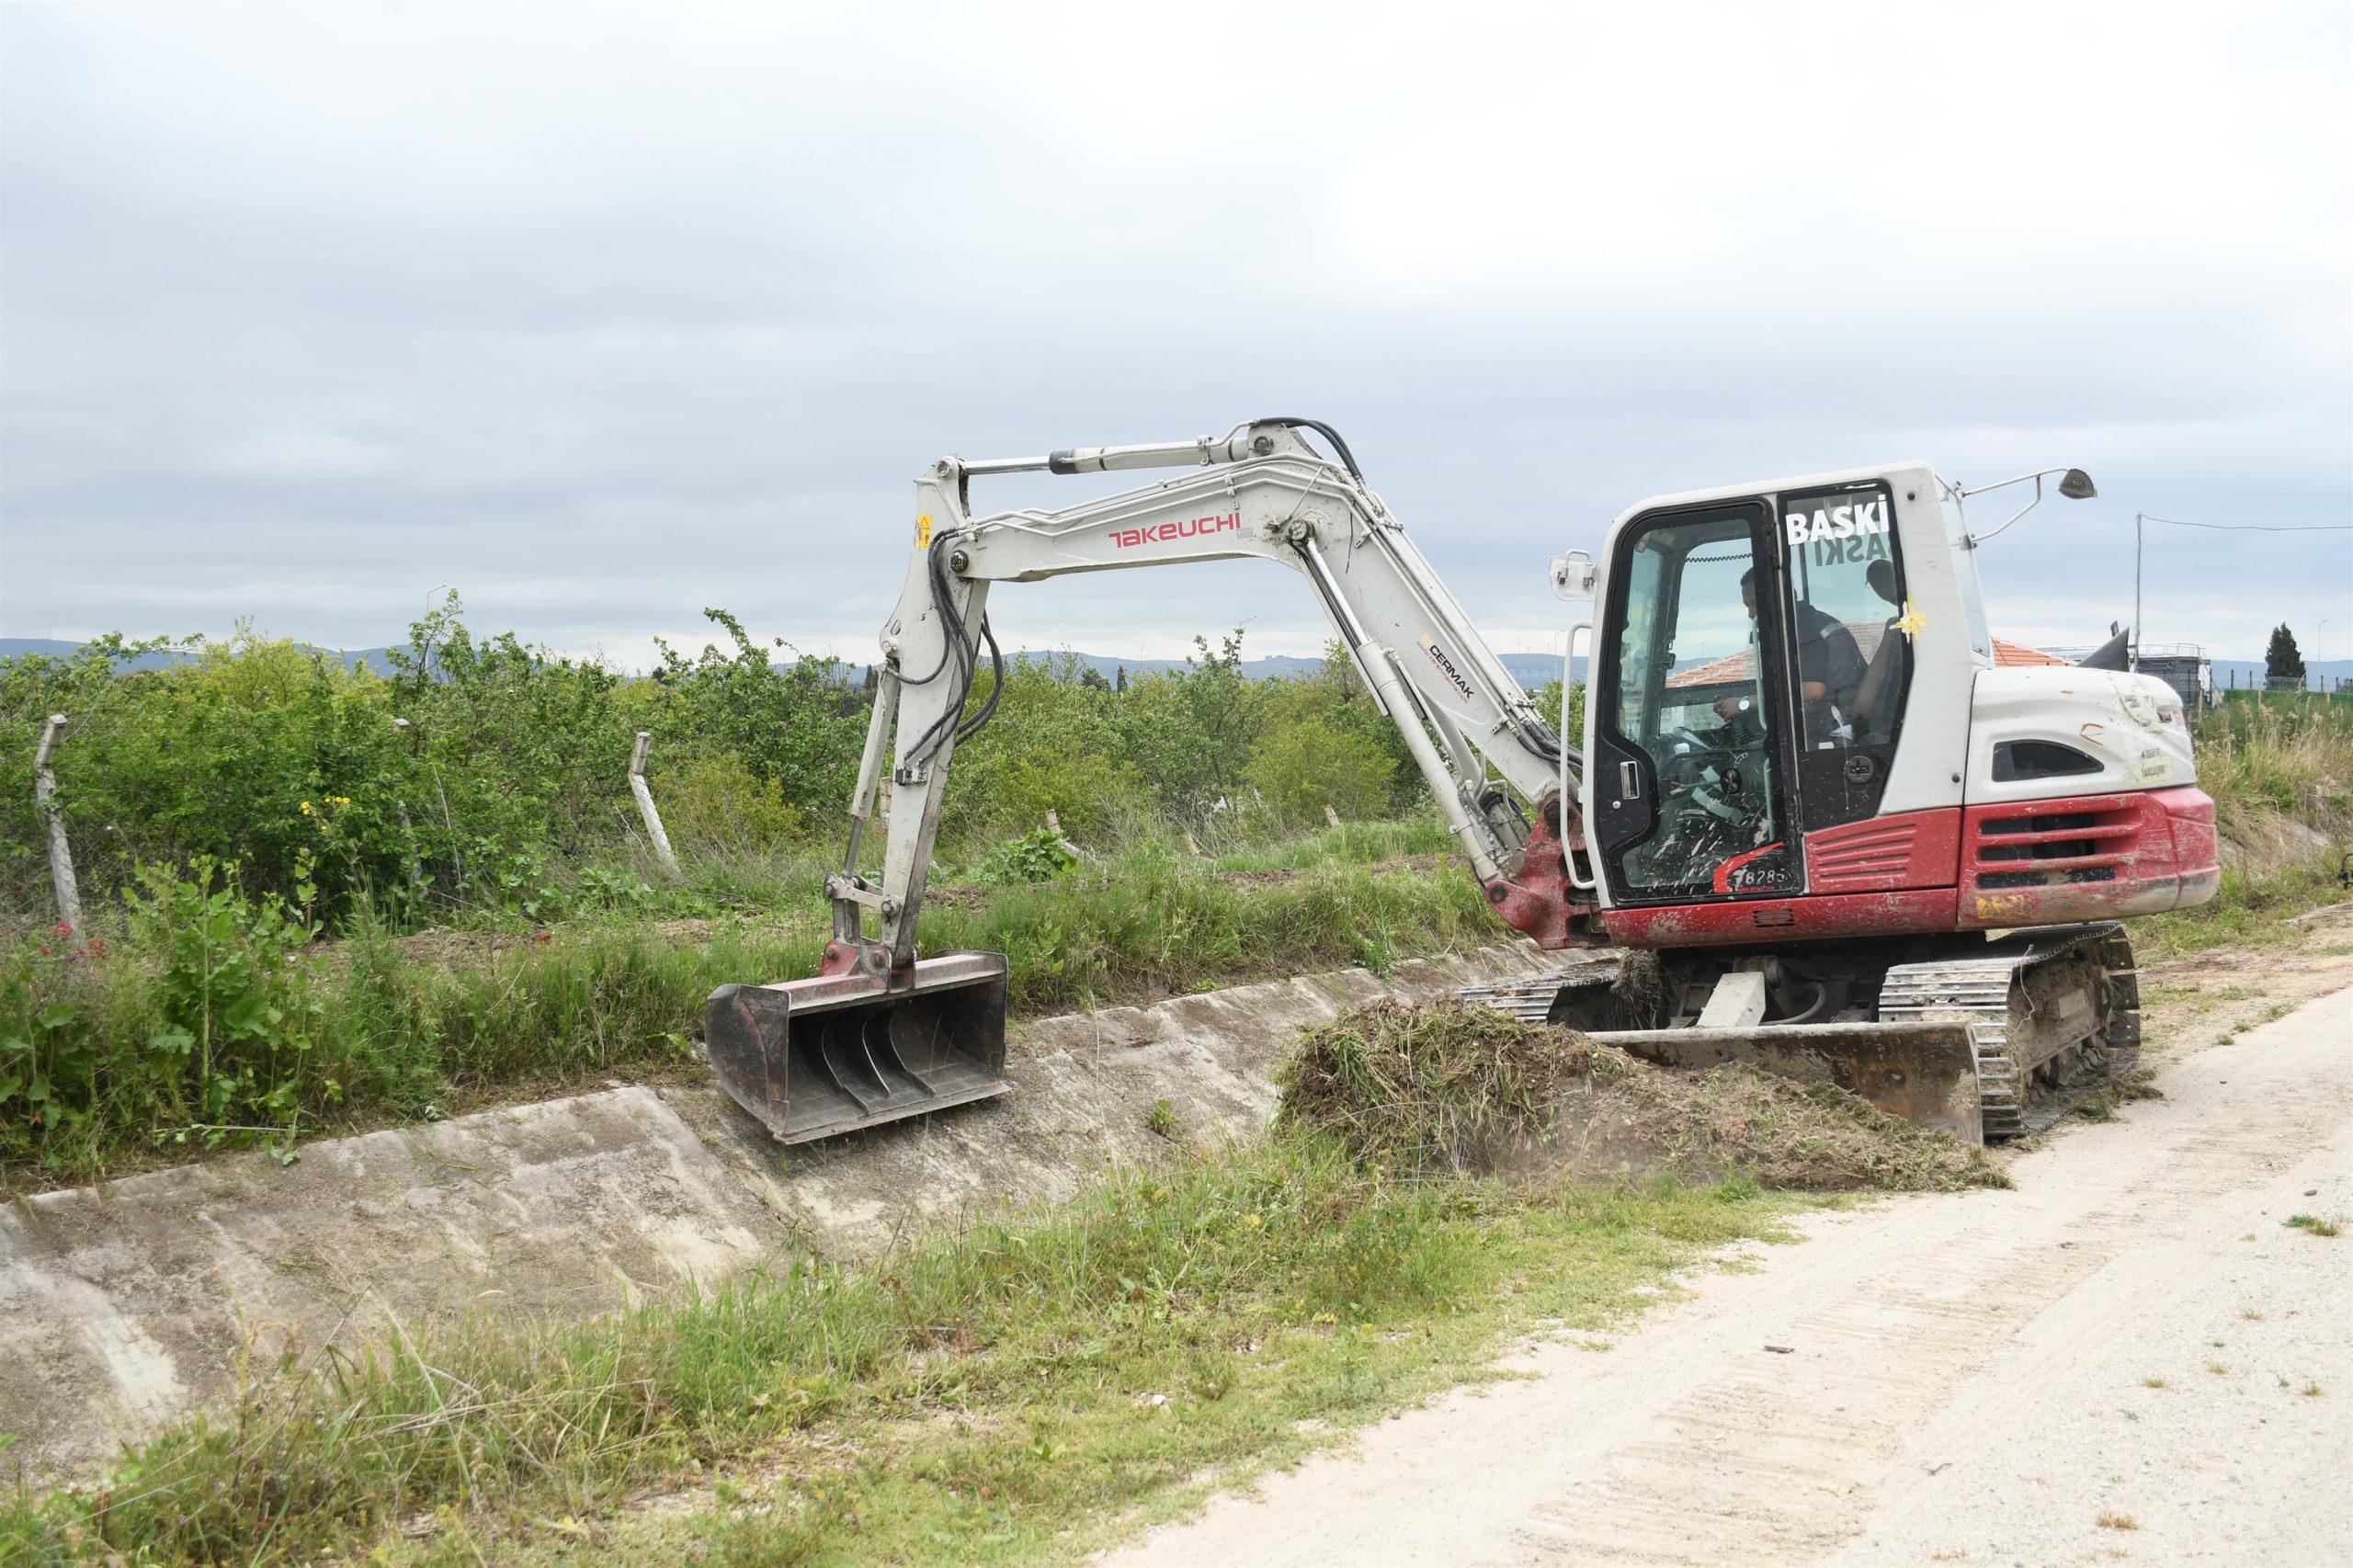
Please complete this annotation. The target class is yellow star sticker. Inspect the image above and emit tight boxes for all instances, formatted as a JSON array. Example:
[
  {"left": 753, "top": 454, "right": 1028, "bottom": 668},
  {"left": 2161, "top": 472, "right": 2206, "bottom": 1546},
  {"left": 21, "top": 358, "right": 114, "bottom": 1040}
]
[{"left": 1893, "top": 597, "right": 1929, "bottom": 639}]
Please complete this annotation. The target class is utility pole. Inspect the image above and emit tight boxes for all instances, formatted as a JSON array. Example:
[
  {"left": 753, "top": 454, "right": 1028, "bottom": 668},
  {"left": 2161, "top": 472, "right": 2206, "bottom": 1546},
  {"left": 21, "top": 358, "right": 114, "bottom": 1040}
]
[{"left": 2132, "top": 512, "right": 2143, "bottom": 673}]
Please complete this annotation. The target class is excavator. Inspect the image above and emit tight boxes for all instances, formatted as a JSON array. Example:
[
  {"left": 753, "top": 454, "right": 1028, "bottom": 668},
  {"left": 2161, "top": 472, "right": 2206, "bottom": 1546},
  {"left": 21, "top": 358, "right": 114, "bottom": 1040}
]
[{"left": 704, "top": 420, "right": 2220, "bottom": 1146}]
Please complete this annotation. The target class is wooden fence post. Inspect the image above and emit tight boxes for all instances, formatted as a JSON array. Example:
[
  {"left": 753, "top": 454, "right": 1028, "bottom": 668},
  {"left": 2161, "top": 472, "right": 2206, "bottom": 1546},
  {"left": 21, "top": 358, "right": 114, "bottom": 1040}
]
[
  {"left": 629, "top": 731, "right": 682, "bottom": 876},
  {"left": 33, "top": 713, "right": 82, "bottom": 932}
]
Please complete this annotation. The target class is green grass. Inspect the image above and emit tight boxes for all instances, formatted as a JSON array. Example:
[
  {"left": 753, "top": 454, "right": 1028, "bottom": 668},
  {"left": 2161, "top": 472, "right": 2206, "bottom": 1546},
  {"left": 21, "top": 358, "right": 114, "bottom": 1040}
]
[
  {"left": 2133, "top": 859, "right": 2347, "bottom": 960},
  {"left": 1, "top": 1139, "right": 1806, "bottom": 1565},
  {"left": 3, "top": 838, "right": 1494, "bottom": 1192},
  {"left": 2129, "top": 700, "right": 2351, "bottom": 960}
]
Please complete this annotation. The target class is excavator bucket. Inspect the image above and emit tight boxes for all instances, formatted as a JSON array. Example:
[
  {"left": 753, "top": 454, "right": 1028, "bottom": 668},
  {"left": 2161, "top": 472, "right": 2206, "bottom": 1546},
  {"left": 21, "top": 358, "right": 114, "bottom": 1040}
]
[{"left": 703, "top": 951, "right": 1010, "bottom": 1144}]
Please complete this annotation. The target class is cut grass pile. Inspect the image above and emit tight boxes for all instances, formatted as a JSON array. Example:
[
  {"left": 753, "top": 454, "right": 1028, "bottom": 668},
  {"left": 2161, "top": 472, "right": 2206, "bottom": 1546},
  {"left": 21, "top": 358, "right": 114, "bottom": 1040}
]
[{"left": 1282, "top": 1000, "right": 2005, "bottom": 1192}]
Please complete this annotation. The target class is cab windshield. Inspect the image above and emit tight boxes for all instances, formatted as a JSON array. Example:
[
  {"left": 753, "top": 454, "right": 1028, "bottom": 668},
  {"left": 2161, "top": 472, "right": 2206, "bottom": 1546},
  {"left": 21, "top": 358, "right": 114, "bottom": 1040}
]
[{"left": 1605, "top": 509, "right": 1788, "bottom": 896}]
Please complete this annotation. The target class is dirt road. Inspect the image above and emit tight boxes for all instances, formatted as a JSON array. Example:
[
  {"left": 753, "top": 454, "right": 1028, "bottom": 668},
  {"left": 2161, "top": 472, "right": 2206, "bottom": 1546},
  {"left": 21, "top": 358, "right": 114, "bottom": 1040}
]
[{"left": 1108, "top": 957, "right": 2353, "bottom": 1566}]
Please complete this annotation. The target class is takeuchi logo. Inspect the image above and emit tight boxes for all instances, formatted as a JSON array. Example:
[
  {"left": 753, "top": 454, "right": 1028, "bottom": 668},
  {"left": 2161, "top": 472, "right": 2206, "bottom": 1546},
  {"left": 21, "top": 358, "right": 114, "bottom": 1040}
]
[{"left": 1108, "top": 513, "right": 1241, "bottom": 550}]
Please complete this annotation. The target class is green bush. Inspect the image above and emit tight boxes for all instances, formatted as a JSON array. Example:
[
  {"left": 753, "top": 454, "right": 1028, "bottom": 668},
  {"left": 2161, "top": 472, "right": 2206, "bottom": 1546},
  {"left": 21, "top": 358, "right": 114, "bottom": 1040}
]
[
  {"left": 647, "top": 753, "right": 806, "bottom": 858},
  {"left": 1247, "top": 710, "right": 1398, "bottom": 826},
  {"left": 970, "top": 828, "right": 1080, "bottom": 885},
  {"left": 2, "top": 860, "right": 327, "bottom": 1173}
]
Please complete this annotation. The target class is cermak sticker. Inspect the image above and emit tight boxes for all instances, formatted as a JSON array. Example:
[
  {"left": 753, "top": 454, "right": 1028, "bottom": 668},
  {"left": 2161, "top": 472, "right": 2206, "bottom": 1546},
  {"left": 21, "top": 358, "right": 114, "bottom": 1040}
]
[{"left": 1416, "top": 634, "right": 1476, "bottom": 699}]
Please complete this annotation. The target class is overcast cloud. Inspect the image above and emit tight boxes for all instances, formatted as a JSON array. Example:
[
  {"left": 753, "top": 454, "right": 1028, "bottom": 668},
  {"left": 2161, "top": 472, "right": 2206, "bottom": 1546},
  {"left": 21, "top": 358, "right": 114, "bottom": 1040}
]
[{"left": 3, "top": 1, "right": 2347, "bottom": 669}]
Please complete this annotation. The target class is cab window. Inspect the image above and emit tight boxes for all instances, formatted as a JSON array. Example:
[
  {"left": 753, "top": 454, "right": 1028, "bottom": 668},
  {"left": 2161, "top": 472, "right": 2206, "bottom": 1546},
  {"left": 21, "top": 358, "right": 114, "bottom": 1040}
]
[
  {"left": 1778, "top": 482, "right": 1904, "bottom": 748},
  {"left": 1597, "top": 506, "right": 1792, "bottom": 898}
]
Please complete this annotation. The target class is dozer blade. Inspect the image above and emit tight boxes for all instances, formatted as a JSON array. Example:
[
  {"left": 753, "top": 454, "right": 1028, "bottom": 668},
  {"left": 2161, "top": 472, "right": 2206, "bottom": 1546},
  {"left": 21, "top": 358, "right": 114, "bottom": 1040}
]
[
  {"left": 1587, "top": 1020, "right": 1986, "bottom": 1143},
  {"left": 704, "top": 951, "right": 1010, "bottom": 1144}
]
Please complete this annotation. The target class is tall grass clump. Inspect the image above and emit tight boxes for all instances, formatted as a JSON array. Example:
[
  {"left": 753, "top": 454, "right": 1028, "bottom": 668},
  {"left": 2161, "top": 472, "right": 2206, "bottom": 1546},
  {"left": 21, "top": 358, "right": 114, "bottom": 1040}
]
[
  {"left": 1281, "top": 1000, "right": 1590, "bottom": 1177},
  {"left": 2193, "top": 697, "right": 2353, "bottom": 832}
]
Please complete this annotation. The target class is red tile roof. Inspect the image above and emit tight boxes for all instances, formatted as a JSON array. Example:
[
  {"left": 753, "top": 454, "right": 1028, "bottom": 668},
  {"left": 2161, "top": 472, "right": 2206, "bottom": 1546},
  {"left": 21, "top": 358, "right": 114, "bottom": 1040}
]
[
  {"left": 1993, "top": 638, "right": 2070, "bottom": 667},
  {"left": 1661, "top": 630, "right": 2066, "bottom": 689}
]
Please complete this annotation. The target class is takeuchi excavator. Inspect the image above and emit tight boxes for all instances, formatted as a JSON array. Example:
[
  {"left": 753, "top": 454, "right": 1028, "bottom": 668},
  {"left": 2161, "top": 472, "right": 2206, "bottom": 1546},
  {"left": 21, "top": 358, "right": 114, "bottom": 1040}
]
[{"left": 704, "top": 420, "right": 2220, "bottom": 1147}]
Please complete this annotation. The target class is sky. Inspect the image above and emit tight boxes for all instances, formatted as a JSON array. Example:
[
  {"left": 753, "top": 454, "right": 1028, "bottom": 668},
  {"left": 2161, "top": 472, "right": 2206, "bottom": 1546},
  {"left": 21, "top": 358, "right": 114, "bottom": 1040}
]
[{"left": 3, "top": 1, "right": 2348, "bottom": 671}]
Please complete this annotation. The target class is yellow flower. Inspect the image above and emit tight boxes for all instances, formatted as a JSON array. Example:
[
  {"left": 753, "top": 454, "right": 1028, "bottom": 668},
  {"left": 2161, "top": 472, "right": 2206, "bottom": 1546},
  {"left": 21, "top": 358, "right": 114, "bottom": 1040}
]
[{"left": 299, "top": 801, "right": 312, "bottom": 815}]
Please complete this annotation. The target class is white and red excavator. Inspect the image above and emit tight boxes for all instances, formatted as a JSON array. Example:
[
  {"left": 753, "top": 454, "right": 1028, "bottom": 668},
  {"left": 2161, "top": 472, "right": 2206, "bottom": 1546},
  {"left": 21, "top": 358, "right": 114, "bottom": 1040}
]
[{"left": 704, "top": 419, "right": 2219, "bottom": 1146}]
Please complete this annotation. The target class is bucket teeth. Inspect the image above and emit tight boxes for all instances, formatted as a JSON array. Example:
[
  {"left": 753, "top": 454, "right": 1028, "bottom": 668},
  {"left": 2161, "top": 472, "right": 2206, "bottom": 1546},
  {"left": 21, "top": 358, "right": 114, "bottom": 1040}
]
[{"left": 704, "top": 951, "right": 1011, "bottom": 1144}]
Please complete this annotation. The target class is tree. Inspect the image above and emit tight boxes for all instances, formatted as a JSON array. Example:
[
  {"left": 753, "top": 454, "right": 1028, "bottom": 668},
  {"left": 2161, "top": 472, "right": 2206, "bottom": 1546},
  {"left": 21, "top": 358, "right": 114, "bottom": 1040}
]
[
  {"left": 2266, "top": 623, "right": 2306, "bottom": 687},
  {"left": 1245, "top": 711, "right": 1396, "bottom": 825},
  {"left": 1112, "top": 631, "right": 1261, "bottom": 825}
]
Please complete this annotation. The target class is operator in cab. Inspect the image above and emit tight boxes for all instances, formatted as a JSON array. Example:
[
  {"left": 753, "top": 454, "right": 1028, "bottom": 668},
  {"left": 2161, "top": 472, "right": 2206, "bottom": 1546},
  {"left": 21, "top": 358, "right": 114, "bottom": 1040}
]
[{"left": 1715, "top": 567, "right": 1866, "bottom": 747}]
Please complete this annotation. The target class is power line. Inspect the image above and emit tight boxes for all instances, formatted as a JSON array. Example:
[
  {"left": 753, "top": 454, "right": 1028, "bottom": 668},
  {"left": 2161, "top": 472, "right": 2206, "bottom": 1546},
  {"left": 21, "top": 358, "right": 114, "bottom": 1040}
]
[{"left": 2139, "top": 515, "right": 2353, "bottom": 532}]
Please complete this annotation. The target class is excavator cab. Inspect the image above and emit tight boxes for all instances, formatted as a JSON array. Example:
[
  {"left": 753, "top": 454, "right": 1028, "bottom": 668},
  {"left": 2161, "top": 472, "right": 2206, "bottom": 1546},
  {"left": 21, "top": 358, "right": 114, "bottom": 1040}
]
[{"left": 1585, "top": 473, "right": 1911, "bottom": 909}]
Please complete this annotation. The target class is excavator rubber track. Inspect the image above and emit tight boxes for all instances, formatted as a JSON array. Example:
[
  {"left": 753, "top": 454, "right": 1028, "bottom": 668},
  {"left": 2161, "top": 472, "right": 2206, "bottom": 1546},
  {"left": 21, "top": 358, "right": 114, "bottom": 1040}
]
[
  {"left": 1877, "top": 923, "right": 2139, "bottom": 1140},
  {"left": 1460, "top": 924, "right": 2141, "bottom": 1145}
]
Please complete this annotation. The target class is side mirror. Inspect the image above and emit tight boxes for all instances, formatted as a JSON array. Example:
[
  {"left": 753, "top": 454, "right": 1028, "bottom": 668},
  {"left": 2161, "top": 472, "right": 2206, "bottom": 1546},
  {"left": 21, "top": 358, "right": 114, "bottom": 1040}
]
[{"left": 1550, "top": 550, "right": 1598, "bottom": 603}]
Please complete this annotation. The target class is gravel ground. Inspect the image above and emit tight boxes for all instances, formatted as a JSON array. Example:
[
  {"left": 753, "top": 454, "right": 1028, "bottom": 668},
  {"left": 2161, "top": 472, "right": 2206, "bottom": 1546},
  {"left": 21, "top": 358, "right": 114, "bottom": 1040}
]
[{"left": 1104, "top": 937, "right": 2353, "bottom": 1567}]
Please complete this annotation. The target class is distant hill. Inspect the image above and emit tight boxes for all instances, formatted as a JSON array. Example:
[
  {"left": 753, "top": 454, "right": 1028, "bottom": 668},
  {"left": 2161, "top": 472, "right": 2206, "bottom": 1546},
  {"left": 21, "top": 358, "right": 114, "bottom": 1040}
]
[
  {"left": 0, "top": 638, "right": 401, "bottom": 674},
  {"left": 10, "top": 636, "right": 2345, "bottom": 694},
  {"left": 1010, "top": 649, "right": 1579, "bottom": 688}
]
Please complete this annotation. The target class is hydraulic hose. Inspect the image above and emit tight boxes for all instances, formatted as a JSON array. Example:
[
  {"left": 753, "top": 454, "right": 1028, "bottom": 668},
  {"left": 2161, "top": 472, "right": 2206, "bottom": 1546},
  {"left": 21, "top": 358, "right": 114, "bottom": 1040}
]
[
  {"left": 901, "top": 532, "right": 1004, "bottom": 771},
  {"left": 1255, "top": 415, "right": 1365, "bottom": 483}
]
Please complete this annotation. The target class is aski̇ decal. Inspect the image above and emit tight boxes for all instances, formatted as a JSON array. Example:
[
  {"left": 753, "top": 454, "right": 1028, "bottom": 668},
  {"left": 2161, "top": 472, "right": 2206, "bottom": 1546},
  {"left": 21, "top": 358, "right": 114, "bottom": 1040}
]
[
  {"left": 1416, "top": 634, "right": 1477, "bottom": 699},
  {"left": 1108, "top": 513, "right": 1241, "bottom": 550},
  {"left": 1779, "top": 496, "right": 1892, "bottom": 564}
]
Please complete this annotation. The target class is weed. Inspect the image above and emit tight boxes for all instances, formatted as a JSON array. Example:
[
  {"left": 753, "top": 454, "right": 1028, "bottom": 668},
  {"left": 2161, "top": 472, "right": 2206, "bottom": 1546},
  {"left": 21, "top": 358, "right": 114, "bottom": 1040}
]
[
  {"left": 969, "top": 829, "right": 1079, "bottom": 886},
  {"left": 2207, "top": 1361, "right": 2229, "bottom": 1376},
  {"left": 2284, "top": 1214, "right": 2341, "bottom": 1236},
  {"left": 4, "top": 849, "right": 1495, "bottom": 1191},
  {"left": 1144, "top": 1098, "right": 1182, "bottom": 1141},
  {"left": 2303, "top": 1381, "right": 2325, "bottom": 1397},
  {"left": 2143, "top": 1375, "right": 2167, "bottom": 1388},
  {"left": 2074, "top": 1067, "right": 2162, "bottom": 1123},
  {"left": 2097, "top": 1511, "right": 2140, "bottom": 1531}
]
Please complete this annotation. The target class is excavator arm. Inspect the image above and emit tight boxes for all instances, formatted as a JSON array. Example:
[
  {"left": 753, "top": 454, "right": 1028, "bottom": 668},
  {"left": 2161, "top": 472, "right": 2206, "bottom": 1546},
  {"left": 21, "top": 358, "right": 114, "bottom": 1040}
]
[
  {"left": 705, "top": 418, "right": 1602, "bottom": 1143},
  {"left": 830, "top": 418, "right": 1592, "bottom": 978}
]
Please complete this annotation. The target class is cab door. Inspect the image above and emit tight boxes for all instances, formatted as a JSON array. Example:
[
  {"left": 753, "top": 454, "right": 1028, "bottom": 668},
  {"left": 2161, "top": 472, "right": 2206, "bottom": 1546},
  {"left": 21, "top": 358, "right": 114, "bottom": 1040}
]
[
  {"left": 1772, "top": 478, "right": 1913, "bottom": 835},
  {"left": 1590, "top": 500, "right": 1802, "bottom": 905}
]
